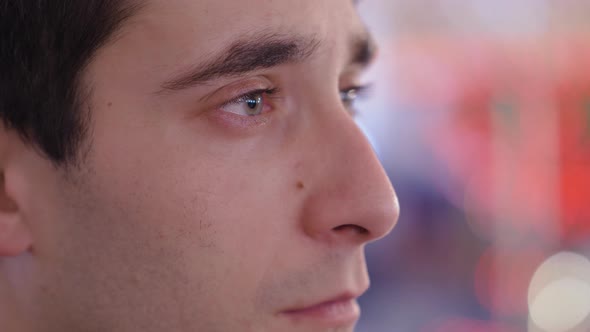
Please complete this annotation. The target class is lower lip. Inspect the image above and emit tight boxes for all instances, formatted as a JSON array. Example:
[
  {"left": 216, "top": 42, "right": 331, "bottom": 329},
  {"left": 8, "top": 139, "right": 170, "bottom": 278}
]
[{"left": 281, "top": 298, "right": 361, "bottom": 327}]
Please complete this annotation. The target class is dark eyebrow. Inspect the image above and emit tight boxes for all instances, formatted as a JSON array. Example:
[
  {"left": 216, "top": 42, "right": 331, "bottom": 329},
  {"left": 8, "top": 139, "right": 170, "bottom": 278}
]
[
  {"left": 350, "top": 31, "right": 377, "bottom": 67},
  {"left": 159, "top": 33, "right": 321, "bottom": 92}
]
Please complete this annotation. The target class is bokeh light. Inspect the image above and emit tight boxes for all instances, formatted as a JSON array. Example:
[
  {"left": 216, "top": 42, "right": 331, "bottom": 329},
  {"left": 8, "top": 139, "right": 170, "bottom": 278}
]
[
  {"left": 355, "top": 1, "right": 590, "bottom": 331},
  {"left": 528, "top": 252, "right": 590, "bottom": 332},
  {"left": 475, "top": 246, "right": 546, "bottom": 317}
]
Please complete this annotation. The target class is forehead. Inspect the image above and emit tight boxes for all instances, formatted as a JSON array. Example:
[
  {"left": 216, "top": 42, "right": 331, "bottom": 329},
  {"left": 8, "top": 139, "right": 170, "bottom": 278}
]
[
  {"left": 84, "top": 0, "right": 369, "bottom": 107},
  {"left": 134, "top": 0, "right": 360, "bottom": 32},
  {"left": 118, "top": 0, "right": 364, "bottom": 59}
]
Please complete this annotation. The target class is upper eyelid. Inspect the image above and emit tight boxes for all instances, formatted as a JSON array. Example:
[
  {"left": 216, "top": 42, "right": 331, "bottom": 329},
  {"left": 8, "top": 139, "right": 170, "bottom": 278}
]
[
  {"left": 199, "top": 59, "right": 369, "bottom": 104},
  {"left": 216, "top": 79, "right": 368, "bottom": 113},
  {"left": 197, "top": 76, "right": 275, "bottom": 103},
  {"left": 340, "top": 84, "right": 373, "bottom": 98},
  {"left": 217, "top": 88, "right": 282, "bottom": 118},
  {"left": 221, "top": 89, "right": 269, "bottom": 107}
]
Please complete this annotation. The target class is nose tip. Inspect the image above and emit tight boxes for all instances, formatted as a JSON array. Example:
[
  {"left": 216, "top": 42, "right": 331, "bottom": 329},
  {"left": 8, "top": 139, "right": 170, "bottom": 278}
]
[
  {"left": 299, "top": 113, "right": 400, "bottom": 245},
  {"left": 377, "top": 191, "right": 400, "bottom": 240},
  {"left": 300, "top": 176, "right": 399, "bottom": 245},
  {"left": 358, "top": 190, "right": 400, "bottom": 242}
]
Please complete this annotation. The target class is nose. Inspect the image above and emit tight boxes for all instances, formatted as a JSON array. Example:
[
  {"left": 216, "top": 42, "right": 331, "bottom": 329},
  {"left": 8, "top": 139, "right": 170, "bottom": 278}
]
[{"left": 299, "top": 104, "right": 400, "bottom": 246}]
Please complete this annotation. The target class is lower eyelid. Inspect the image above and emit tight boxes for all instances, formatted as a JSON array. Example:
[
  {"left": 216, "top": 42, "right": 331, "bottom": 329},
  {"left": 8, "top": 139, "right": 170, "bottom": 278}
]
[
  {"left": 209, "top": 106, "right": 273, "bottom": 131},
  {"left": 208, "top": 95, "right": 275, "bottom": 132}
]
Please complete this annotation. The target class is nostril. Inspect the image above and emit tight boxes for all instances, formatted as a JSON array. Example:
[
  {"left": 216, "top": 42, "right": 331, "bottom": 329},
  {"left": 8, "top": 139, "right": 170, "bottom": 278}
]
[{"left": 333, "top": 224, "right": 369, "bottom": 235}]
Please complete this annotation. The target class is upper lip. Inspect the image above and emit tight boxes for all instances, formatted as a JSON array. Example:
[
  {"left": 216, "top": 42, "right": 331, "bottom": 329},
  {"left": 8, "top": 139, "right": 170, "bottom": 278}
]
[{"left": 279, "top": 289, "right": 365, "bottom": 314}]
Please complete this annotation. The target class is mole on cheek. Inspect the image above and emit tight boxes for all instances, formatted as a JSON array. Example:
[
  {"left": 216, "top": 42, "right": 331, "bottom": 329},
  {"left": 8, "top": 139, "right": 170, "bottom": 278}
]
[{"left": 296, "top": 181, "right": 305, "bottom": 190}]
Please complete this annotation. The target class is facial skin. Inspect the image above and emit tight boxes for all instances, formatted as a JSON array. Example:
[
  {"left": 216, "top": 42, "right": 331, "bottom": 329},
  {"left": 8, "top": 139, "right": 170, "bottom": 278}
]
[{"left": 0, "top": 0, "right": 399, "bottom": 331}]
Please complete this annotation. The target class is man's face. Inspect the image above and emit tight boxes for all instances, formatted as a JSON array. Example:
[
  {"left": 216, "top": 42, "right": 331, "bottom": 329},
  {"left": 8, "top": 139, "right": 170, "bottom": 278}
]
[{"left": 9, "top": 0, "right": 398, "bottom": 331}]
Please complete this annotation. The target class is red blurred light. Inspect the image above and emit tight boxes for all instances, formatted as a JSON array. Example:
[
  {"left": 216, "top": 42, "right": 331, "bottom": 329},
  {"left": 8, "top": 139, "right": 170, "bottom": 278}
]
[
  {"left": 474, "top": 246, "right": 547, "bottom": 317},
  {"left": 390, "top": 37, "right": 590, "bottom": 242}
]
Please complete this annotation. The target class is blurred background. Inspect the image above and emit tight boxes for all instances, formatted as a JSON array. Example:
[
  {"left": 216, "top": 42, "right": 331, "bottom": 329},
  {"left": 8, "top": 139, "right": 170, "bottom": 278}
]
[{"left": 355, "top": 1, "right": 590, "bottom": 331}]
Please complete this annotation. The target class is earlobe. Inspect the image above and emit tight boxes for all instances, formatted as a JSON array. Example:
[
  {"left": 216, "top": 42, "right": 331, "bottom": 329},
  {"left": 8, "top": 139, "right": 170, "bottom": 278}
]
[
  {"left": 0, "top": 214, "right": 32, "bottom": 256},
  {"left": 0, "top": 172, "right": 32, "bottom": 256},
  {"left": 0, "top": 125, "right": 33, "bottom": 256}
]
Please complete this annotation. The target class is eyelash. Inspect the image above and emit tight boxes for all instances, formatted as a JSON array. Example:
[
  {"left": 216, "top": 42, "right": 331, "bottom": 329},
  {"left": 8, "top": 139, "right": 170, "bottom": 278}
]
[
  {"left": 221, "top": 88, "right": 279, "bottom": 109},
  {"left": 214, "top": 84, "right": 371, "bottom": 130},
  {"left": 339, "top": 84, "right": 372, "bottom": 114}
]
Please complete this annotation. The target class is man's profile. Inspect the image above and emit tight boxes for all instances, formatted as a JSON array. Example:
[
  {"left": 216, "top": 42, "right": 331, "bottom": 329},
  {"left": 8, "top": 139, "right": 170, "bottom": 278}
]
[{"left": 0, "top": 1, "right": 399, "bottom": 331}]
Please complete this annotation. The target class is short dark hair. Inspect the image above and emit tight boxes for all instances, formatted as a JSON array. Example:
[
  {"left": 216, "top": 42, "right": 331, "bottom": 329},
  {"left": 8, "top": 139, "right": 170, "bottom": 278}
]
[{"left": 0, "top": 1, "right": 141, "bottom": 165}]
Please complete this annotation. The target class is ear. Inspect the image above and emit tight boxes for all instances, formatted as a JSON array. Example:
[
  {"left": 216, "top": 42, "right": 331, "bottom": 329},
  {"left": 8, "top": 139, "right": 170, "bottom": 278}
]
[{"left": 0, "top": 126, "right": 32, "bottom": 256}]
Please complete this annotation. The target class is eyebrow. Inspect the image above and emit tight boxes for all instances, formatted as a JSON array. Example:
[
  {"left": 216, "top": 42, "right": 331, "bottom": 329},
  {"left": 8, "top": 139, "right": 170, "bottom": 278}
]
[
  {"left": 159, "top": 30, "right": 376, "bottom": 93},
  {"left": 159, "top": 33, "right": 319, "bottom": 92},
  {"left": 351, "top": 31, "right": 377, "bottom": 67}
]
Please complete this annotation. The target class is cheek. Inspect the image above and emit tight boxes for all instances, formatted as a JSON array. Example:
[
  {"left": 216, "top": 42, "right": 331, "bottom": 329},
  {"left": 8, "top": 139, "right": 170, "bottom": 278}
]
[
  {"left": 59, "top": 142, "right": 286, "bottom": 291},
  {"left": 45, "top": 99, "right": 310, "bottom": 325},
  {"left": 33, "top": 167, "right": 229, "bottom": 330}
]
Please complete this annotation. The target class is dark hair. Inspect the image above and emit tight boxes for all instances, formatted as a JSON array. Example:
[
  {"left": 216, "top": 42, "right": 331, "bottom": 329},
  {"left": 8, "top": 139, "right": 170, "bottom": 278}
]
[{"left": 0, "top": 1, "right": 140, "bottom": 165}]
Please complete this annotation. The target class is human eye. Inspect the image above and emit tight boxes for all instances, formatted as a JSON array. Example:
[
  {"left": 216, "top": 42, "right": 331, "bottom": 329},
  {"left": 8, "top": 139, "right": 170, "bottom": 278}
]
[
  {"left": 339, "top": 84, "right": 372, "bottom": 115},
  {"left": 219, "top": 88, "right": 278, "bottom": 117}
]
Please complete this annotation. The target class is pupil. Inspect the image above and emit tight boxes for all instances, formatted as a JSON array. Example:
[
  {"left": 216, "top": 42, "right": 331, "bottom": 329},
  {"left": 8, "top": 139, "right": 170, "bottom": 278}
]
[{"left": 246, "top": 97, "right": 259, "bottom": 109}]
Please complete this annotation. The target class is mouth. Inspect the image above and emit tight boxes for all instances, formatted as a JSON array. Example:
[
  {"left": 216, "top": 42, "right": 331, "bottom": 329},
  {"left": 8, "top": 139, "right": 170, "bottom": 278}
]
[{"left": 279, "top": 294, "right": 362, "bottom": 328}]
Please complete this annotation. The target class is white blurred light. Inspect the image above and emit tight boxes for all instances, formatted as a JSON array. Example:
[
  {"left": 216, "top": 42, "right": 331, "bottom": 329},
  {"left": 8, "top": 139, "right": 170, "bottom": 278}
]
[
  {"left": 528, "top": 252, "right": 590, "bottom": 332},
  {"left": 529, "top": 278, "right": 590, "bottom": 332}
]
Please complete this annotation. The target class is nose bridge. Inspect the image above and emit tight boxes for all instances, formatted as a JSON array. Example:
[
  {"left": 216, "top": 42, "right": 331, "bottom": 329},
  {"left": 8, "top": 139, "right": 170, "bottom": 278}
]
[{"left": 299, "top": 106, "right": 399, "bottom": 245}]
